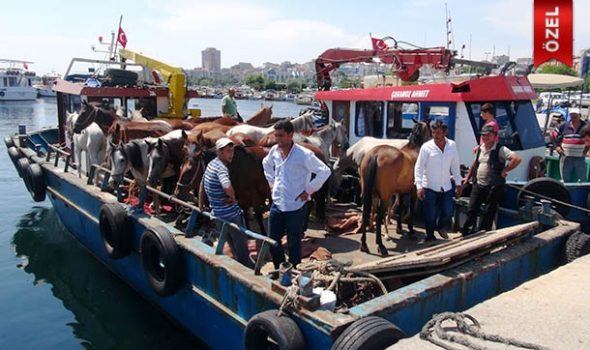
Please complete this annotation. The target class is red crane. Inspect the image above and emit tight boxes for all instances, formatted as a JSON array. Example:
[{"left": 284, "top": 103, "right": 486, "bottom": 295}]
[{"left": 315, "top": 46, "right": 456, "bottom": 91}]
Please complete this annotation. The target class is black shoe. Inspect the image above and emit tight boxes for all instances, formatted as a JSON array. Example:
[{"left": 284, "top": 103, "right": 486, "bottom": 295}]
[{"left": 438, "top": 228, "right": 449, "bottom": 239}]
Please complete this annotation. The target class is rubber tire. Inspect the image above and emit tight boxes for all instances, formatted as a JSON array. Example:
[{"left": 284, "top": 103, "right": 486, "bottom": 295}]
[
  {"left": 7, "top": 146, "right": 22, "bottom": 168},
  {"left": 566, "top": 231, "right": 590, "bottom": 262},
  {"left": 16, "top": 157, "right": 30, "bottom": 178},
  {"left": 331, "top": 316, "right": 406, "bottom": 350},
  {"left": 140, "top": 226, "right": 183, "bottom": 297},
  {"left": 24, "top": 163, "right": 46, "bottom": 202},
  {"left": 4, "top": 136, "right": 14, "bottom": 149},
  {"left": 517, "top": 177, "right": 571, "bottom": 217},
  {"left": 244, "top": 310, "right": 306, "bottom": 350},
  {"left": 99, "top": 203, "right": 133, "bottom": 259},
  {"left": 103, "top": 68, "right": 138, "bottom": 86}
]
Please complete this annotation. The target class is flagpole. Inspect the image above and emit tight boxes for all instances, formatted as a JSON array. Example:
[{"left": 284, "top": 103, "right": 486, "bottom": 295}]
[{"left": 113, "top": 15, "right": 123, "bottom": 60}]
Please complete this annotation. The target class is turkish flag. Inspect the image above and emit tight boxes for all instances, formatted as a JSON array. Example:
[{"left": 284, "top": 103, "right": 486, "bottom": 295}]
[
  {"left": 371, "top": 37, "right": 388, "bottom": 51},
  {"left": 117, "top": 26, "right": 127, "bottom": 48}
]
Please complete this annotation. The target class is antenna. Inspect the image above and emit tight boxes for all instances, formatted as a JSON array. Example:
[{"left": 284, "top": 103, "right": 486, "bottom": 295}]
[{"left": 445, "top": 3, "right": 455, "bottom": 50}]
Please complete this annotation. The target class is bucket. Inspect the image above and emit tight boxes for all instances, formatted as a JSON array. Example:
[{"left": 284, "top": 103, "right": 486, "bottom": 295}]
[{"left": 279, "top": 262, "right": 293, "bottom": 287}]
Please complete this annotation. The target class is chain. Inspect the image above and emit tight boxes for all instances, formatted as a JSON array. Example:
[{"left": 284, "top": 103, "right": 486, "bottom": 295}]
[{"left": 420, "top": 312, "right": 551, "bottom": 350}]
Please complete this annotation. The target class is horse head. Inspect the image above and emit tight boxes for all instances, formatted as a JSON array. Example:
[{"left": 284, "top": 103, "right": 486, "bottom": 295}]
[
  {"left": 147, "top": 138, "right": 170, "bottom": 186},
  {"left": 409, "top": 120, "right": 432, "bottom": 147},
  {"left": 109, "top": 141, "right": 128, "bottom": 185},
  {"left": 333, "top": 121, "right": 349, "bottom": 151},
  {"left": 65, "top": 112, "right": 79, "bottom": 139},
  {"left": 74, "top": 100, "right": 97, "bottom": 133}
]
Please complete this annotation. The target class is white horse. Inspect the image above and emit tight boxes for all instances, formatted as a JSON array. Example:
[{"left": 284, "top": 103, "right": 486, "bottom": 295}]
[
  {"left": 226, "top": 110, "right": 315, "bottom": 143},
  {"left": 66, "top": 112, "right": 106, "bottom": 178},
  {"left": 116, "top": 106, "right": 148, "bottom": 121},
  {"left": 294, "top": 121, "right": 349, "bottom": 159}
]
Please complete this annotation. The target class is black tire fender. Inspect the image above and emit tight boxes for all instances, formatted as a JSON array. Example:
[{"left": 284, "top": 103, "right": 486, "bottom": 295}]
[
  {"left": 99, "top": 203, "right": 133, "bottom": 259},
  {"left": 7, "top": 146, "right": 23, "bottom": 168},
  {"left": 517, "top": 177, "right": 571, "bottom": 217},
  {"left": 4, "top": 136, "right": 14, "bottom": 149},
  {"left": 244, "top": 309, "right": 306, "bottom": 350},
  {"left": 566, "top": 231, "right": 590, "bottom": 262},
  {"left": 331, "top": 316, "right": 406, "bottom": 350},
  {"left": 140, "top": 226, "right": 183, "bottom": 297},
  {"left": 24, "top": 163, "right": 46, "bottom": 202},
  {"left": 16, "top": 157, "right": 30, "bottom": 178}
]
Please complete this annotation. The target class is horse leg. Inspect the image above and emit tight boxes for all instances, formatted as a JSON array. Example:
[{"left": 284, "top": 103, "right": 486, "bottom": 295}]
[
  {"left": 254, "top": 208, "right": 267, "bottom": 236},
  {"left": 395, "top": 194, "right": 404, "bottom": 235},
  {"left": 376, "top": 200, "right": 389, "bottom": 257},
  {"left": 407, "top": 193, "right": 417, "bottom": 240}
]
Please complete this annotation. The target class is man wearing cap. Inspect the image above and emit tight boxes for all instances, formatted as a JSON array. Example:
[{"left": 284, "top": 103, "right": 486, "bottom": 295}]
[
  {"left": 199, "top": 137, "right": 251, "bottom": 267},
  {"left": 415, "top": 120, "right": 462, "bottom": 242},
  {"left": 551, "top": 108, "right": 587, "bottom": 182},
  {"left": 262, "top": 120, "right": 331, "bottom": 269},
  {"left": 221, "top": 88, "right": 243, "bottom": 122},
  {"left": 461, "top": 125, "right": 521, "bottom": 235}
]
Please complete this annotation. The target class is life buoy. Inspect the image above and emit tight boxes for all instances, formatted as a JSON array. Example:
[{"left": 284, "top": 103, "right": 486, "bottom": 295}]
[
  {"left": 0, "top": 91, "right": 5, "bottom": 97},
  {"left": 24, "top": 163, "right": 46, "bottom": 202},
  {"left": 140, "top": 226, "right": 183, "bottom": 296},
  {"left": 16, "top": 157, "right": 30, "bottom": 178},
  {"left": 331, "top": 316, "right": 406, "bottom": 350},
  {"left": 99, "top": 203, "right": 133, "bottom": 259},
  {"left": 7, "top": 146, "right": 22, "bottom": 168},
  {"left": 4, "top": 136, "right": 14, "bottom": 149},
  {"left": 244, "top": 310, "right": 306, "bottom": 350},
  {"left": 565, "top": 231, "right": 590, "bottom": 262},
  {"left": 517, "top": 177, "right": 571, "bottom": 217}
]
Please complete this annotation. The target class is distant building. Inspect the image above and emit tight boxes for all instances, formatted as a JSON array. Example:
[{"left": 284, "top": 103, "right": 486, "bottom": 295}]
[{"left": 202, "top": 48, "right": 221, "bottom": 73}]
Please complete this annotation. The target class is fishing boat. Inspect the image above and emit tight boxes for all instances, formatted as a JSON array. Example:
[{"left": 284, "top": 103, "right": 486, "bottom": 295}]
[
  {"left": 0, "top": 59, "right": 38, "bottom": 101},
  {"left": 4, "top": 43, "right": 586, "bottom": 350}
]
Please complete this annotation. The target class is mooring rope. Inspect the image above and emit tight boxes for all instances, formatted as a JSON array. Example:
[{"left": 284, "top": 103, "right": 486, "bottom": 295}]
[{"left": 420, "top": 312, "right": 551, "bottom": 350}]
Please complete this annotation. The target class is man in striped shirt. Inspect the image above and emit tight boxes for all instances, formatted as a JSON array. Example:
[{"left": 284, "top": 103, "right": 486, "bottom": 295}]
[
  {"left": 551, "top": 108, "right": 587, "bottom": 182},
  {"left": 199, "top": 137, "right": 251, "bottom": 267}
]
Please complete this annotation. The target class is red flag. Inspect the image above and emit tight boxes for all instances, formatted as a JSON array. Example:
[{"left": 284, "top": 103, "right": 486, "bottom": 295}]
[
  {"left": 371, "top": 37, "right": 388, "bottom": 51},
  {"left": 117, "top": 26, "right": 127, "bottom": 48},
  {"left": 533, "top": 0, "right": 573, "bottom": 67}
]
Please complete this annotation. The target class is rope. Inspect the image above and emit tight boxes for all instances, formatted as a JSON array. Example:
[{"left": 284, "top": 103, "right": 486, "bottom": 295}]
[
  {"left": 277, "top": 279, "right": 300, "bottom": 317},
  {"left": 506, "top": 183, "right": 590, "bottom": 215},
  {"left": 420, "top": 312, "right": 551, "bottom": 350}
]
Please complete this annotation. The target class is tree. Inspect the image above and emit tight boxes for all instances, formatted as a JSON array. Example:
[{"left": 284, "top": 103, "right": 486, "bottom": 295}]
[
  {"left": 537, "top": 62, "right": 578, "bottom": 76},
  {"left": 245, "top": 74, "right": 265, "bottom": 90},
  {"left": 263, "top": 79, "right": 277, "bottom": 91}
]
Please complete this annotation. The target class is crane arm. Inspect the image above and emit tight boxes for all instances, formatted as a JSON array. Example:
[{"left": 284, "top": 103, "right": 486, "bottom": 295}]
[{"left": 119, "top": 48, "right": 186, "bottom": 118}]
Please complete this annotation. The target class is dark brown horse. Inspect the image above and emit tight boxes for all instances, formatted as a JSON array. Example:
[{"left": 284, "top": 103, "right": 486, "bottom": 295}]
[
  {"left": 359, "top": 120, "right": 431, "bottom": 256},
  {"left": 74, "top": 101, "right": 119, "bottom": 134},
  {"left": 107, "top": 120, "right": 173, "bottom": 145}
]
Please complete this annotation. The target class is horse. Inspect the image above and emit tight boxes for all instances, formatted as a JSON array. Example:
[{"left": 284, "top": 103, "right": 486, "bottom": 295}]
[
  {"left": 107, "top": 120, "right": 173, "bottom": 145},
  {"left": 74, "top": 101, "right": 119, "bottom": 134},
  {"left": 293, "top": 121, "right": 349, "bottom": 159},
  {"left": 245, "top": 104, "right": 273, "bottom": 126},
  {"left": 359, "top": 120, "right": 432, "bottom": 256},
  {"left": 226, "top": 110, "right": 315, "bottom": 144},
  {"left": 146, "top": 130, "right": 188, "bottom": 187},
  {"left": 65, "top": 112, "right": 106, "bottom": 177}
]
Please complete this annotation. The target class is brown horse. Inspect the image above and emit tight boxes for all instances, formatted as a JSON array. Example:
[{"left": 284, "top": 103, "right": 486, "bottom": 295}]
[
  {"left": 107, "top": 120, "right": 173, "bottom": 145},
  {"left": 359, "top": 120, "right": 432, "bottom": 256},
  {"left": 154, "top": 118, "right": 195, "bottom": 130},
  {"left": 245, "top": 105, "right": 273, "bottom": 126},
  {"left": 74, "top": 101, "right": 119, "bottom": 134}
]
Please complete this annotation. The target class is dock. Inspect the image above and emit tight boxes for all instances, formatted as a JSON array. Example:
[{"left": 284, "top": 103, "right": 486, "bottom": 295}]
[{"left": 391, "top": 254, "right": 590, "bottom": 349}]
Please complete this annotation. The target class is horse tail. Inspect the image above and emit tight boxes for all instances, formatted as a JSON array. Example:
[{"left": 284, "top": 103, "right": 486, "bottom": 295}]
[{"left": 362, "top": 155, "right": 378, "bottom": 230}]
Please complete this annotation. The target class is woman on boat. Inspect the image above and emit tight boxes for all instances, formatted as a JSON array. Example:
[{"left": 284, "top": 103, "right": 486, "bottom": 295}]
[{"left": 479, "top": 103, "right": 499, "bottom": 143}]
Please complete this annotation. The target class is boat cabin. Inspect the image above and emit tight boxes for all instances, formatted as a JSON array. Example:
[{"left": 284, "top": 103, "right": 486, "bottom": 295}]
[{"left": 316, "top": 75, "right": 545, "bottom": 181}]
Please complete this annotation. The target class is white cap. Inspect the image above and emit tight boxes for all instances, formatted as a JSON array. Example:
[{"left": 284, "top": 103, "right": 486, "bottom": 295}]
[
  {"left": 569, "top": 108, "right": 581, "bottom": 115},
  {"left": 215, "top": 137, "right": 234, "bottom": 150}
]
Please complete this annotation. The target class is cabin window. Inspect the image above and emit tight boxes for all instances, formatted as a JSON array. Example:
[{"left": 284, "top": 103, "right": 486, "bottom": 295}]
[
  {"left": 126, "top": 97, "right": 157, "bottom": 120},
  {"left": 386, "top": 102, "right": 415, "bottom": 138},
  {"left": 422, "top": 105, "right": 450, "bottom": 125},
  {"left": 467, "top": 101, "right": 544, "bottom": 150},
  {"left": 355, "top": 101, "right": 384, "bottom": 137}
]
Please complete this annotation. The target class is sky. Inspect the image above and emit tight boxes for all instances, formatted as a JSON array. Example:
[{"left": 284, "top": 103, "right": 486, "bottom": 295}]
[{"left": 2, "top": 0, "right": 589, "bottom": 75}]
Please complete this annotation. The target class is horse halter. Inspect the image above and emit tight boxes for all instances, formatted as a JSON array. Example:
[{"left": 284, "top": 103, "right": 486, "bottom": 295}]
[{"left": 176, "top": 153, "right": 205, "bottom": 189}]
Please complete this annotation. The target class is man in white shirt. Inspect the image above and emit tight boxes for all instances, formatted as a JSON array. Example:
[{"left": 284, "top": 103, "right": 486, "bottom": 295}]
[
  {"left": 414, "top": 120, "right": 462, "bottom": 242},
  {"left": 262, "top": 120, "right": 331, "bottom": 269}
]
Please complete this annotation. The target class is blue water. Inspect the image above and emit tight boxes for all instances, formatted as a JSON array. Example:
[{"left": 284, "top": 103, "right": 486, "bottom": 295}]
[{"left": 0, "top": 98, "right": 304, "bottom": 349}]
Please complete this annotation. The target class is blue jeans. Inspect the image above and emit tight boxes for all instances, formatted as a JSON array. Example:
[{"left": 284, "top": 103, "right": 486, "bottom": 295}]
[
  {"left": 268, "top": 204, "right": 307, "bottom": 269},
  {"left": 560, "top": 156, "right": 587, "bottom": 182},
  {"left": 422, "top": 188, "right": 455, "bottom": 239},
  {"left": 217, "top": 214, "right": 252, "bottom": 268}
]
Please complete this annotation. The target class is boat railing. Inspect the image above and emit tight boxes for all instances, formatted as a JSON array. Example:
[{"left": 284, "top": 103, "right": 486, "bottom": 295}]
[
  {"left": 44, "top": 143, "right": 278, "bottom": 275},
  {"left": 64, "top": 57, "right": 149, "bottom": 82}
]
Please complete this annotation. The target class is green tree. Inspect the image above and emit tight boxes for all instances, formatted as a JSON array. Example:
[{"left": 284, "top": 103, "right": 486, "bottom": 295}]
[
  {"left": 245, "top": 74, "right": 265, "bottom": 90},
  {"left": 537, "top": 63, "right": 578, "bottom": 76},
  {"left": 263, "top": 79, "right": 277, "bottom": 91}
]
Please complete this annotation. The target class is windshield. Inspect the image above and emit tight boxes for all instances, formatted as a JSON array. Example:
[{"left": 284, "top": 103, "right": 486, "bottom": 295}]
[{"left": 467, "top": 101, "right": 545, "bottom": 150}]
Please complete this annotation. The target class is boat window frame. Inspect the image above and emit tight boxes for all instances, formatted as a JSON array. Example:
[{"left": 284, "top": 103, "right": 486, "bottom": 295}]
[
  {"left": 418, "top": 102, "right": 456, "bottom": 139},
  {"left": 466, "top": 101, "right": 544, "bottom": 150},
  {"left": 354, "top": 101, "right": 385, "bottom": 138},
  {"left": 386, "top": 101, "right": 417, "bottom": 139}
]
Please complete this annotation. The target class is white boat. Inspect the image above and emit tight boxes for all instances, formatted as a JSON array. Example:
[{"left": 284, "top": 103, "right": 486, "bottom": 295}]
[
  {"left": 33, "top": 75, "right": 58, "bottom": 97},
  {"left": 0, "top": 59, "right": 38, "bottom": 101}
]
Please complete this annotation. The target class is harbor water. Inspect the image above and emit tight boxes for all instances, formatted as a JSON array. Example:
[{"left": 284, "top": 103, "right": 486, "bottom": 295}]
[{"left": 0, "top": 98, "right": 305, "bottom": 349}]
